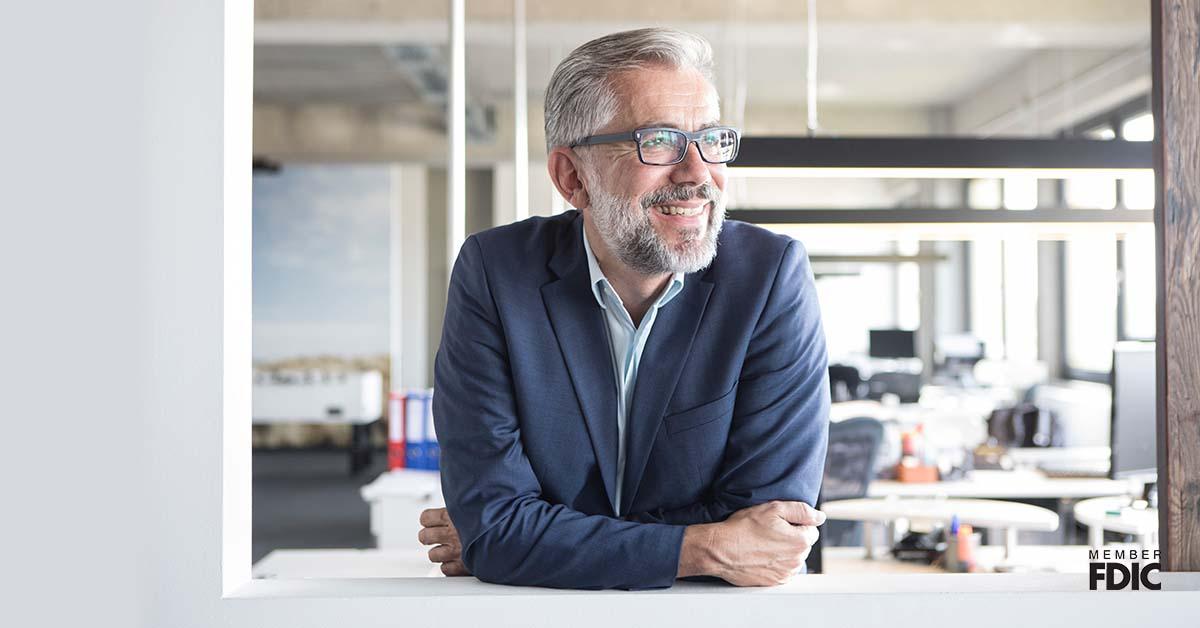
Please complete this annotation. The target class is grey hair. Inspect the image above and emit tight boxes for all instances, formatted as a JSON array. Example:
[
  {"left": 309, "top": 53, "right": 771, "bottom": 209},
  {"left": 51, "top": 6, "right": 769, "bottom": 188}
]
[{"left": 543, "top": 27, "right": 715, "bottom": 152}]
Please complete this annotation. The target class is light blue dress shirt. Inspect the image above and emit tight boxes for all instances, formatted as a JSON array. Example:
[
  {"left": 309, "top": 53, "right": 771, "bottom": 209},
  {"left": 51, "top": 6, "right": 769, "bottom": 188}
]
[{"left": 581, "top": 227, "right": 685, "bottom": 515}]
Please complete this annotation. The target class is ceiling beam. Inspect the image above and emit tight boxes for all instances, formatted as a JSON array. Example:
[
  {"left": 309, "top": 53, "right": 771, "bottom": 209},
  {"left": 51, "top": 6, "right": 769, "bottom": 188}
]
[
  {"left": 728, "top": 208, "right": 1153, "bottom": 224},
  {"left": 731, "top": 136, "right": 1152, "bottom": 170}
]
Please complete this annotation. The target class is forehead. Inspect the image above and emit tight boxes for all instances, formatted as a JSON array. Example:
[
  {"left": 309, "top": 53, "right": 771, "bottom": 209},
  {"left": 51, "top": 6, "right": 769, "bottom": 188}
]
[{"left": 608, "top": 65, "right": 720, "bottom": 130}]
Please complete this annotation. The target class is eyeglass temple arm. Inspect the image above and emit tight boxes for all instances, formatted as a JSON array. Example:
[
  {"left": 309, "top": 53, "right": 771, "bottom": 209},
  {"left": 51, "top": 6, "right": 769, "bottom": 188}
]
[{"left": 570, "top": 131, "right": 639, "bottom": 147}]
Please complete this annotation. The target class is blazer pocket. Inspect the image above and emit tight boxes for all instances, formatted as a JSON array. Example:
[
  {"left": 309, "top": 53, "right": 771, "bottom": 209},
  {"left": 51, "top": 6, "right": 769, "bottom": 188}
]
[{"left": 664, "top": 387, "right": 737, "bottom": 435}]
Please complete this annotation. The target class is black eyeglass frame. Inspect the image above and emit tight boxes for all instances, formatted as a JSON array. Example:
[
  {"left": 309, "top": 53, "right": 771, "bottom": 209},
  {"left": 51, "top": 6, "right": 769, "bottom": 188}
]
[{"left": 570, "top": 126, "right": 741, "bottom": 166}]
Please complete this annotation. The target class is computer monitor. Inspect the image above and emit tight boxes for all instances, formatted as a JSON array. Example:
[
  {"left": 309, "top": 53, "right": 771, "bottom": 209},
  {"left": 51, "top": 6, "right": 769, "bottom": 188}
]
[
  {"left": 1110, "top": 341, "right": 1157, "bottom": 481},
  {"left": 869, "top": 329, "right": 916, "bottom": 359}
]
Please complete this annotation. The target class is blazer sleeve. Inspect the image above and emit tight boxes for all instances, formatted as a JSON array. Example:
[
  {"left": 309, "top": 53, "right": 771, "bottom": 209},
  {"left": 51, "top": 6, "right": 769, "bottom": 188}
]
[
  {"left": 626, "top": 239, "right": 830, "bottom": 526},
  {"left": 433, "top": 236, "right": 686, "bottom": 590}
]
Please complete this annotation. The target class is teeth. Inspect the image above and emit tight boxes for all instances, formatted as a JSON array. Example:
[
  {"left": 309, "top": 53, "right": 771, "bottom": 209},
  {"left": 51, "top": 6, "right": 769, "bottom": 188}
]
[{"left": 656, "top": 204, "right": 704, "bottom": 217}]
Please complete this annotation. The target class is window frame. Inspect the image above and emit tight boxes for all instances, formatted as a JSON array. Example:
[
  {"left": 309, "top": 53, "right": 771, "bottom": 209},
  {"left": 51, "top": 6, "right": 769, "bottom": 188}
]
[
  {"left": 1057, "top": 97, "right": 1156, "bottom": 381},
  {"left": 213, "top": 6, "right": 1200, "bottom": 618}
]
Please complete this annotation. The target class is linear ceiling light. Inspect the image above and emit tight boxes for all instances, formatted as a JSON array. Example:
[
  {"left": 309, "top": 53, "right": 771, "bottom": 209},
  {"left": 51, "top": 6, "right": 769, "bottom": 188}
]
[
  {"left": 728, "top": 136, "right": 1153, "bottom": 179},
  {"left": 726, "top": 167, "right": 1152, "bottom": 179},
  {"left": 760, "top": 222, "right": 1155, "bottom": 242}
]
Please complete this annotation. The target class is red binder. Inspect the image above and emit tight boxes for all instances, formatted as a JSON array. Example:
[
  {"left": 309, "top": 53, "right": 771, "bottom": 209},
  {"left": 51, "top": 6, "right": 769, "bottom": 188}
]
[{"left": 387, "top": 391, "right": 406, "bottom": 470}]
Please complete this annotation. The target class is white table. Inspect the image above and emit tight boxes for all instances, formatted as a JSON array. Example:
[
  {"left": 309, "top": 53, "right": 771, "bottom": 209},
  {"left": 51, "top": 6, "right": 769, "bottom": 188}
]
[
  {"left": 822, "top": 544, "right": 1122, "bottom": 575},
  {"left": 359, "top": 469, "right": 444, "bottom": 551},
  {"left": 253, "top": 371, "right": 385, "bottom": 474},
  {"left": 1073, "top": 495, "right": 1159, "bottom": 549},
  {"left": 823, "top": 497, "right": 1060, "bottom": 559},
  {"left": 866, "top": 470, "right": 1134, "bottom": 547},
  {"left": 867, "top": 469, "right": 1135, "bottom": 499}
]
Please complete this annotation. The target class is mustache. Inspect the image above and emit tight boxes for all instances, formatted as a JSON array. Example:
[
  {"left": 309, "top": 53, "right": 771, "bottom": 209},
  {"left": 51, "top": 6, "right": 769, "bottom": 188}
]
[{"left": 640, "top": 182, "right": 721, "bottom": 209}]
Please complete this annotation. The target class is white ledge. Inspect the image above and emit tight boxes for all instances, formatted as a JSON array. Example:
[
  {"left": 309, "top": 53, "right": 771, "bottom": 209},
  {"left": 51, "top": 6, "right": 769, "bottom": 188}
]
[{"left": 228, "top": 571, "right": 1200, "bottom": 600}]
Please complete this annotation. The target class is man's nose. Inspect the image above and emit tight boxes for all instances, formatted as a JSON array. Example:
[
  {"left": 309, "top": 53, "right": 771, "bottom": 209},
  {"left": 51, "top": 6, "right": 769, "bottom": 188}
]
[{"left": 668, "top": 141, "right": 711, "bottom": 187}]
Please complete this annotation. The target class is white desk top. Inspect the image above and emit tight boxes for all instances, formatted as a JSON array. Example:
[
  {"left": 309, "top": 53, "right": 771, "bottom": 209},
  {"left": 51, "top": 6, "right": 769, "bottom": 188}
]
[
  {"left": 868, "top": 469, "right": 1135, "bottom": 499},
  {"left": 1073, "top": 496, "right": 1159, "bottom": 536},
  {"left": 822, "top": 544, "right": 1122, "bottom": 575},
  {"left": 360, "top": 469, "right": 443, "bottom": 502},
  {"left": 822, "top": 497, "right": 1060, "bottom": 531}
]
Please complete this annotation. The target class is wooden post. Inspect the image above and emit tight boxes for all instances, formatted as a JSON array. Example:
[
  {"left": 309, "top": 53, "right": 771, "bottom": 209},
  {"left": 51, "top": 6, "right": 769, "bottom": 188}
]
[{"left": 1152, "top": 0, "right": 1200, "bottom": 571}]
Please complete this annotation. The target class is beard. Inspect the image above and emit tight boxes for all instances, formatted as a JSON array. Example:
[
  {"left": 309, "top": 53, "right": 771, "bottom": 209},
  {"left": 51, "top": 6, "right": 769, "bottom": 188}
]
[{"left": 586, "top": 178, "right": 725, "bottom": 276}]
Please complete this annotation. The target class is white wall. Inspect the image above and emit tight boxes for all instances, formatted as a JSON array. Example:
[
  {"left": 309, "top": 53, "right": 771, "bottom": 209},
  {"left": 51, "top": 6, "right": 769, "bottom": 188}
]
[
  {"left": 390, "top": 164, "right": 430, "bottom": 389},
  {"left": 3, "top": 2, "right": 1198, "bottom": 627},
  {"left": 3, "top": 0, "right": 233, "bottom": 625}
]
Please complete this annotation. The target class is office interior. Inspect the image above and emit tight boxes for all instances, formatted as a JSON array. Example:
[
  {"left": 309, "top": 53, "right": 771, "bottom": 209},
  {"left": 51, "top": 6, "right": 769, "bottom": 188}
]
[{"left": 249, "top": 0, "right": 1160, "bottom": 579}]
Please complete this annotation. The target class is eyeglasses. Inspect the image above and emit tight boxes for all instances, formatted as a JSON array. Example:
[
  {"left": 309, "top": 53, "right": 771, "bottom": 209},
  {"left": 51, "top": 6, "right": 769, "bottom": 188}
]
[{"left": 571, "top": 126, "right": 740, "bottom": 166}]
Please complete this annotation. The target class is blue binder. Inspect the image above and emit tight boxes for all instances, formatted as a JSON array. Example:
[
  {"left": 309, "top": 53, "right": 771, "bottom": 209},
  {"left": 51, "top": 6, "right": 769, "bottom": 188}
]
[
  {"left": 423, "top": 389, "right": 439, "bottom": 470},
  {"left": 404, "top": 391, "right": 425, "bottom": 469}
]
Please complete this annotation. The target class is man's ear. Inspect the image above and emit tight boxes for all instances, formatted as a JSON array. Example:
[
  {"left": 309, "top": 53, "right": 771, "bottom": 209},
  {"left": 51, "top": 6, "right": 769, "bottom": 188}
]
[{"left": 547, "top": 147, "right": 590, "bottom": 210}]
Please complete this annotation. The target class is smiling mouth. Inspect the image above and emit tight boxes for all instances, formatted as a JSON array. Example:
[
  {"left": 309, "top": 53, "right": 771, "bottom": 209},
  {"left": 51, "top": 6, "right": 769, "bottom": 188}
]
[{"left": 652, "top": 203, "right": 708, "bottom": 217}]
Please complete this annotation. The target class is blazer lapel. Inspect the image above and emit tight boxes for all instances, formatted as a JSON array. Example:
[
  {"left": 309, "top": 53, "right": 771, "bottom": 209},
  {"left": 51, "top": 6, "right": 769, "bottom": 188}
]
[
  {"left": 619, "top": 273, "right": 714, "bottom": 515},
  {"left": 540, "top": 214, "right": 620, "bottom": 515}
]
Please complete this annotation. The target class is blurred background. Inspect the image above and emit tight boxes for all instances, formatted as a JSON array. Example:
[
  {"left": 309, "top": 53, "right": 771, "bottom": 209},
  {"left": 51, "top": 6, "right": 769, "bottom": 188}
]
[{"left": 250, "top": 0, "right": 1159, "bottom": 578}]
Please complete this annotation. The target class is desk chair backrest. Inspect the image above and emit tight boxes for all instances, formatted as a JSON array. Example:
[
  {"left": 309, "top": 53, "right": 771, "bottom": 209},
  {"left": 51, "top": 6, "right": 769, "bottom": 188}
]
[
  {"left": 809, "top": 417, "right": 885, "bottom": 572},
  {"left": 828, "top": 364, "right": 863, "bottom": 401},
  {"left": 820, "top": 417, "right": 885, "bottom": 502}
]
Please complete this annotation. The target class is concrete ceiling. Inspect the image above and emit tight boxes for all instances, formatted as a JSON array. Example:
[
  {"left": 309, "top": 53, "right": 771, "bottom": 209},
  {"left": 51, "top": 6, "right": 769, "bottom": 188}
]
[
  {"left": 251, "top": 0, "right": 1152, "bottom": 161},
  {"left": 255, "top": 45, "right": 424, "bottom": 105},
  {"left": 254, "top": 0, "right": 1149, "bottom": 109},
  {"left": 255, "top": 0, "right": 1148, "bottom": 23}
]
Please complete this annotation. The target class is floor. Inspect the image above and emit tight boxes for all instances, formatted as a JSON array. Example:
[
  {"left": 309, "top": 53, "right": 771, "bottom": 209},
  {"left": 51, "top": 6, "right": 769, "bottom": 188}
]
[{"left": 252, "top": 448, "right": 387, "bottom": 563}]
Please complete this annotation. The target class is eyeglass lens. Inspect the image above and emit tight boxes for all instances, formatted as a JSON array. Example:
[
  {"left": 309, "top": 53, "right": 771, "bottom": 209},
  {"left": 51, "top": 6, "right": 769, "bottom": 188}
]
[{"left": 637, "top": 129, "right": 738, "bottom": 165}]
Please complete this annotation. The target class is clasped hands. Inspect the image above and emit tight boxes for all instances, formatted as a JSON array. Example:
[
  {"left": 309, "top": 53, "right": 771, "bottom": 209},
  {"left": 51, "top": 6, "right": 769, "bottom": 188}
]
[{"left": 418, "top": 501, "right": 824, "bottom": 585}]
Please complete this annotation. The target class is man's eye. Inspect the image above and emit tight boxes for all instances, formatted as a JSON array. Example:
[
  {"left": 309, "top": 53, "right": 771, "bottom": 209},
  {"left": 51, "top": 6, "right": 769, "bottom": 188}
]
[{"left": 645, "top": 133, "right": 670, "bottom": 146}]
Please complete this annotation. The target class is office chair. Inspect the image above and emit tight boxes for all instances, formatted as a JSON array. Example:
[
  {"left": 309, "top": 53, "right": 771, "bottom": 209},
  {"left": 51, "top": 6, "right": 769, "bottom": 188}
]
[
  {"left": 828, "top": 364, "right": 863, "bottom": 402},
  {"left": 807, "top": 417, "right": 884, "bottom": 574}
]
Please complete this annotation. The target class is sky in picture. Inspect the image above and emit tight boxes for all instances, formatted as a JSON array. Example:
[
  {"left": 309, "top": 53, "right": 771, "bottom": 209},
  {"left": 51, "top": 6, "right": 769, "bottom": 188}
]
[{"left": 252, "top": 164, "right": 391, "bottom": 361}]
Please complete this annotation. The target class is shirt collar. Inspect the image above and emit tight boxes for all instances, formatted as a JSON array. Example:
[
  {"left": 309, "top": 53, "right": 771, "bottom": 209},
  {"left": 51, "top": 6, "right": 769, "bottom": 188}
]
[{"left": 582, "top": 226, "right": 685, "bottom": 312}]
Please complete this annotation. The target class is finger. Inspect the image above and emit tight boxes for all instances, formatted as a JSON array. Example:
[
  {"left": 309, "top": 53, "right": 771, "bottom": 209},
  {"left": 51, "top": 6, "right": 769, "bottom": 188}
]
[
  {"left": 441, "top": 560, "right": 470, "bottom": 577},
  {"left": 428, "top": 544, "right": 461, "bottom": 564},
  {"left": 419, "top": 507, "right": 451, "bottom": 527},
  {"left": 799, "top": 524, "right": 820, "bottom": 549},
  {"left": 417, "top": 525, "right": 457, "bottom": 546},
  {"left": 772, "top": 501, "right": 826, "bottom": 526}
]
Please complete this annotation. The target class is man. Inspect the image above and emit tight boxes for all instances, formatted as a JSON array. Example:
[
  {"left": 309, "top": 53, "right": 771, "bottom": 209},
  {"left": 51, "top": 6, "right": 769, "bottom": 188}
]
[{"left": 421, "top": 27, "right": 830, "bottom": 590}]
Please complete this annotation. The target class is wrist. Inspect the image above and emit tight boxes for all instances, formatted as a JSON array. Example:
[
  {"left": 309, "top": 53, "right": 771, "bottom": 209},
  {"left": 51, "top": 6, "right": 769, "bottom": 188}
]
[{"left": 677, "top": 522, "right": 722, "bottom": 578}]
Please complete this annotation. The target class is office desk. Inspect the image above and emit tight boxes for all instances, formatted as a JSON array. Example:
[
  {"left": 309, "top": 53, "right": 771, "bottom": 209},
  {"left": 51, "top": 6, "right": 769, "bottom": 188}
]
[
  {"left": 823, "top": 497, "right": 1059, "bottom": 559},
  {"left": 1073, "top": 496, "right": 1158, "bottom": 549},
  {"left": 822, "top": 545, "right": 1108, "bottom": 575},
  {"left": 864, "top": 470, "right": 1134, "bottom": 547},
  {"left": 867, "top": 469, "right": 1135, "bottom": 499}
]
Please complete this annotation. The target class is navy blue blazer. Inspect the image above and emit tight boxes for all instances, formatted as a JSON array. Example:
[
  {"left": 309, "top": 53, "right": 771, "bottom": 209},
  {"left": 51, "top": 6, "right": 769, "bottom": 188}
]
[{"left": 433, "top": 209, "right": 830, "bottom": 590}]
